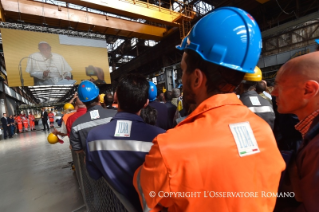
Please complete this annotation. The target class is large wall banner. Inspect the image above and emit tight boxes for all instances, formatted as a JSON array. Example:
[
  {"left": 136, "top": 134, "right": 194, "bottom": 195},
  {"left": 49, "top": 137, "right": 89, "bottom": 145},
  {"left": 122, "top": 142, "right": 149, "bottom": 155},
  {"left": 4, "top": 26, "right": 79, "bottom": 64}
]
[{"left": 1, "top": 29, "right": 110, "bottom": 86}]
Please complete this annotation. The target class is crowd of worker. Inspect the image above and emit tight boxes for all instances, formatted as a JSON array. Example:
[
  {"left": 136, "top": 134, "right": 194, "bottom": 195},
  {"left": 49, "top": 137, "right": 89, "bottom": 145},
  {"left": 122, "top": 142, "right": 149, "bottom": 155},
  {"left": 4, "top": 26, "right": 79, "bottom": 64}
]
[
  {"left": 10, "top": 6, "right": 318, "bottom": 212},
  {"left": 1, "top": 112, "right": 38, "bottom": 139},
  {"left": 0, "top": 108, "right": 58, "bottom": 139}
]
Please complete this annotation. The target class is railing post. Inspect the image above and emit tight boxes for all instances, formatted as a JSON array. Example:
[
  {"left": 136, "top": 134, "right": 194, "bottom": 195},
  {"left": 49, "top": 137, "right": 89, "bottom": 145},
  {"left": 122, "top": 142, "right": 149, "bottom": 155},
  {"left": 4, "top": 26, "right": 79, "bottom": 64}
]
[{"left": 75, "top": 152, "right": 88, "bottom": 207}]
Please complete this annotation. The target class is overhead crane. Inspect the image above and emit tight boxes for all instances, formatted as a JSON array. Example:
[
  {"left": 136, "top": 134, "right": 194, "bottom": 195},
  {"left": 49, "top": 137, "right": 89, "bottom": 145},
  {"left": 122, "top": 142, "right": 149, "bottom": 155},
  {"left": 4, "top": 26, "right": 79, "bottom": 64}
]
[
  {"left": 64, "top": 0, "right": 196, "bottom": 26},
  {"left": 0, "top": 0, "right": 170, "bottom": 40}
]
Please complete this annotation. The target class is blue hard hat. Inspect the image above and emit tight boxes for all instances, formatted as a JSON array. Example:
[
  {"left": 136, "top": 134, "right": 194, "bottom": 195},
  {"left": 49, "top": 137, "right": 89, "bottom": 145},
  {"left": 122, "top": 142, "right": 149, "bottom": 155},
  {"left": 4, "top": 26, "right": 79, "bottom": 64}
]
[
  {"left": 148, "top": 81, "right": 157, "bottom": 102},
  {"left": 316, "top": 39, "right": 319, "bottom": 44},
  {"left": 176, "top": 7, "right": 262, "bottom": 74},
  {"left": 78, "top": 80, "right": 99, "bottom": 102}
]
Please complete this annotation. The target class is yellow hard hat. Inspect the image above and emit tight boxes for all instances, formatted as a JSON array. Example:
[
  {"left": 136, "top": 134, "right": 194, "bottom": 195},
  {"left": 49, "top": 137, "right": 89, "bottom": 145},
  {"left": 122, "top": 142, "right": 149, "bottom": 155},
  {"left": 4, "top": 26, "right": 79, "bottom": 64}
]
[
  {"left": 99, "top": 94, "right": 105, "bottom": 104},
  {"left": 162, "top": 87, "right": 167, "bottom": 93},
  {"left": 243, "top": 66, "right": 262, "bottom": 82},
  {"left": 47, "top": 133, "right": 58, "bottom": 144},
  {"left": 63, "top": 103, "right": 74, "bottom": 111}
]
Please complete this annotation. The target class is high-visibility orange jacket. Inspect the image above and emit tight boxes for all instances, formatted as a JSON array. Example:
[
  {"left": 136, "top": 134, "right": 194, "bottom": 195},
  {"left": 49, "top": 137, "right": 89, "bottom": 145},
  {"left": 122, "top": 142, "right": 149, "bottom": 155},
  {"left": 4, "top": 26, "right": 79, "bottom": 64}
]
[
  {"left": 16, "top": 116, "right": 22, "bottom": 123},
  {"left": 28, "top": 115, "right": 35, "bottom": 122},
  {"left": 29, "top": 115, "right": 35, "bottom": 126},
  {"left": 62, "top": 112, "right": 75, "bottom": 125},
  {"left": 134, "top": 93, "right": 285, "bottom": 212},
  {"left": 48, "top": 113, "right": 54, "bottom": 122}
]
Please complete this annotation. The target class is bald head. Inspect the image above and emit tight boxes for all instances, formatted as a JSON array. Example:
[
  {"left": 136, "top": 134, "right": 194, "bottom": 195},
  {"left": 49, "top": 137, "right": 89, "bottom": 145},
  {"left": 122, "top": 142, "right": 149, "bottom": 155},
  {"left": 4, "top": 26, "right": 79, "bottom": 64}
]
[
  {"left": 279, "top": 52, "right": 319, "bottom": 82},
  {"left": 272, "top": 51, "right": 319, "bottom": 120}
]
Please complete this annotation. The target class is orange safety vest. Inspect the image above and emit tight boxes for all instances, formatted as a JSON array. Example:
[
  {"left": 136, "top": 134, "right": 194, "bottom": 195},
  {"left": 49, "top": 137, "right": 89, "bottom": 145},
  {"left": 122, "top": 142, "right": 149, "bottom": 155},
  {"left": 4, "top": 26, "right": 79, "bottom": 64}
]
[
  {"left": 134, "top": 93, "right": 285, "bottom": 212},
  {"left": 48, "top": 113, "right": 54, "bottom": 122},
  {"left": 29, "top": 115, "right": 35, "bottom": 127},
  {"left": 21, "top": 116, "right": 28, "bottom": 129},
  {"left": 16, "top": 116, "right": 23, "bottom": 132},
  {"left": 62, "top": 112, "right": 76, "bottom": 125}
]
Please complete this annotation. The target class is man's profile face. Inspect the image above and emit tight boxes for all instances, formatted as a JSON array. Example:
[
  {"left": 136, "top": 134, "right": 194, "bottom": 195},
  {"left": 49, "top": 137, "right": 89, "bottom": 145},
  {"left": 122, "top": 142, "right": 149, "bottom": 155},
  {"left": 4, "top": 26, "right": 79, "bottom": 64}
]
[
  {"left": 3, "top": 113, "right": 6, "bottom": 117},
  {"left": 272, "top": 66, "right": 305, "bottom": 114},
  {"left": 181, "top": 52, "right": 196, "bottom": 112},
  {"left": 39, "top": 43, "right": 52, "bottom": 59}
]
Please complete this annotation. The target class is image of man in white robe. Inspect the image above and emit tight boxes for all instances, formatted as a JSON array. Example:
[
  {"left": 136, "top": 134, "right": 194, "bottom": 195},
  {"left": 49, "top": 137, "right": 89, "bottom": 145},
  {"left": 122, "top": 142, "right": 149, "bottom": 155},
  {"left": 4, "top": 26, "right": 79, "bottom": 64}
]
[{"left": 25, "top": 41, "right": 73, "bottom": 85}]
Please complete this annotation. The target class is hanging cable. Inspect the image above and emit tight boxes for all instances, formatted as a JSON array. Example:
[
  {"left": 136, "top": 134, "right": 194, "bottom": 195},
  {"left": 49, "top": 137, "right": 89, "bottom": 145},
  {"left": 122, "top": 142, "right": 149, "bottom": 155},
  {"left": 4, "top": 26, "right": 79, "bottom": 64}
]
[{"left": 276, "top": 0, "right": 298, "bottom": 18}]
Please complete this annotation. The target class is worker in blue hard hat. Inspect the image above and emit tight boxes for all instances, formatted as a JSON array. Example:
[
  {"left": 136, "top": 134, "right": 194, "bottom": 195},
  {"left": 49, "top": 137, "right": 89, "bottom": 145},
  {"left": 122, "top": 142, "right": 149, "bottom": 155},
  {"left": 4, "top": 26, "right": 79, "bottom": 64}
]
[
  {"left": 148, "top": 81, "right": 170, "bottom": 130},
  {"left": 134, "top": 7, "right": 285, "bottom": 212},
  {"left": 69, "top": 80, "right": 117, "bottom": 152}
]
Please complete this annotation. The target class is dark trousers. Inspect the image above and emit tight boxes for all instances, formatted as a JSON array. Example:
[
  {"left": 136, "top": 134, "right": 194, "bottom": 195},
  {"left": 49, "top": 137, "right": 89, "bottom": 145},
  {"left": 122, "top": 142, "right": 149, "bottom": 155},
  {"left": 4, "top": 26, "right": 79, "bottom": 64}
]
[
  {"left": 10, "top": 125, "right": 15, "bottom": 135},
  {"left": 42, "top": 119, "right": 49, "bottom": 130},
  {"left": 3, "top": 126, "right": 12, "bottom": 138}
]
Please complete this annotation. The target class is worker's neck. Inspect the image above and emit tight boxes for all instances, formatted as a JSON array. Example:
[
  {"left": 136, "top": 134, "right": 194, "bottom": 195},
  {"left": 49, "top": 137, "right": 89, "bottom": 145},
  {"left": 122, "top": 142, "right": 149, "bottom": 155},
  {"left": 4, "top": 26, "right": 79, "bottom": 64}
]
[
  {"left": 86, "top": 102, "right": 99, "bottom": 110},
  {"left": 295, "top": 101, "right": 319, "bottom": 121}
]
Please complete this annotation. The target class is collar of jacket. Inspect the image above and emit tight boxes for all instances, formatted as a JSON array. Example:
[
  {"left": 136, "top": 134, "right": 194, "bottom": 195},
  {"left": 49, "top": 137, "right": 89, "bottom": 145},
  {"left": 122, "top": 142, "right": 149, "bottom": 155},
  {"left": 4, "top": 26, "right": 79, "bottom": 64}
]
[
  {"left": 111, "top": 111, "right": 144, "bottom": 123},
  {"left": 240, "top": 90, "right": 259, "bottom": 98},
  {"left": 87, "top": 105, "right": 103, "bottom": 112},
  {"left": 178, "top": 93, "right": 243, "bottom": 126},
  {"left": 303, "top": 114, "right": 319, "bottom": 147}
]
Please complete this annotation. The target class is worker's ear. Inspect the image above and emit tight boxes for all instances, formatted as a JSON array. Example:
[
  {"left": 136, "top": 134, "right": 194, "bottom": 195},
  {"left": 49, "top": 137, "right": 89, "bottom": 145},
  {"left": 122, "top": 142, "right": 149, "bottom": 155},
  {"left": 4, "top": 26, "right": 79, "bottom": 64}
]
[
  {"left": 304, "top": 80, "right": 319, "bottom": 99},
  {"left": 114, "top": 92, "right": 118, "bottom": 103},
  {"left": 143, "top": 99, "right": 149, "bottom": 108},
  {"left": 191, "top": 68, "right": 206, "bottom": 92}
]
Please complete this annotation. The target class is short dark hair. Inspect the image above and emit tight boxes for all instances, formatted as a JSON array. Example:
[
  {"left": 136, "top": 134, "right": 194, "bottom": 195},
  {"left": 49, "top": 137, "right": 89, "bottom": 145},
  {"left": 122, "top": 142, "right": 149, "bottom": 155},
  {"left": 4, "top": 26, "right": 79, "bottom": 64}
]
[
  {"left": 158, "top": 93, "right": 165, "bottom": 102},
  {"left": 116, "top": 74, "right": 149, "bottom": 114},
  {"left": 185, "top": 49, "right": 245, "bottom": 94},
  {"left": 140, "top": 105, "right": 157, "bottom": 125},
  {"left": 3, "top": 113, "right": 6, "bottom": 115},
  {"left": 242, "top": 82, "right": 257, "bottom": 92},
  {"left": 165, "top": 91, "right": 173, "bottom": 101},
  {"left": 104, "top": 92, "right": 113, "bottom": 105},
  {"left": 256, "top": 81, "right": 266, "bottom": 93},
  {"left": 84, "top": 96, "right": 99, "bottom": 108}
]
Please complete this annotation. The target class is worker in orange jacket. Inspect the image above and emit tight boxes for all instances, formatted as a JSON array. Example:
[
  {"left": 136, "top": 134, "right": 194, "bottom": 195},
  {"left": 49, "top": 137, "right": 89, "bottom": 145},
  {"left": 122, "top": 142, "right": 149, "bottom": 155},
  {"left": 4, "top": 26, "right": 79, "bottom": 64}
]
[
  {"left": 21, "top": 114, "right": 29, "bottom": 132},
  {"left": 28, "top": 112, "right": 35, "bottom": 131},
  {"left": 48, "top": 109, "right": 54, "bottom": 128},
  {"left": 133, "top": 7, "right": 285, "bottom": 212},
  {"left": 15, "top": 115, "right": 23, "bottom": 133}
]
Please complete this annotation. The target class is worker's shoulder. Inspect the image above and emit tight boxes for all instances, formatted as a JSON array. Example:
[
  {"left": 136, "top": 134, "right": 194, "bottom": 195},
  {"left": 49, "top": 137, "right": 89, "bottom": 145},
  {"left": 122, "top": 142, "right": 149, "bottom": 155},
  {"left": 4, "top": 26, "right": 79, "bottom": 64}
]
[
  {"left": 98, "top": 107, "right": 117, "bottom": 117},
  {"left": 149, "top": 101, "right": 168, "bottom": 111},
  {"left": 72, "top": 107, "right": 116, "bottom": 127},
  {"left": 157, "top": 107, "right": 273, "bottom": 143},
  {"left": 136, "top": 121, "right": 166, "bottom": 135},
  {"left": 87, "top": 121, "right": 115, "bottom": 141}
]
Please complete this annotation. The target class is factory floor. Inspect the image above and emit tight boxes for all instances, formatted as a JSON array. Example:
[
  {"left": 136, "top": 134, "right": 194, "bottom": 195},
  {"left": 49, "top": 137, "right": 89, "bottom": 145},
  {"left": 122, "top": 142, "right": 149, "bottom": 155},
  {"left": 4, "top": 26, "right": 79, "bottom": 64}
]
[{"left": 0, "top": 124, "right": 85, "bottom": 212}]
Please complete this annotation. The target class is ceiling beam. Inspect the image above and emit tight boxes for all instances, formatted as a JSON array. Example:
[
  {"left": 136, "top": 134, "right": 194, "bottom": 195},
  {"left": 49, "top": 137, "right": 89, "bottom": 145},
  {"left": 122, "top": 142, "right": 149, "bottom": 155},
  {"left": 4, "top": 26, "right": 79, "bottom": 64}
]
[{"left": 262, "top": 11, "right": 319, "bottom": 38}]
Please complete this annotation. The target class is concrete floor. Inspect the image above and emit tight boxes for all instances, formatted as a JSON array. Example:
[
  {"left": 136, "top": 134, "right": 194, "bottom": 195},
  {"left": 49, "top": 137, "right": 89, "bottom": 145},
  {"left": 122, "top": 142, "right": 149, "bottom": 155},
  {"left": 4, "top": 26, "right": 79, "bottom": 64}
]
[{"left": 0, "top": 125, "right": 85, "bottom": 212}]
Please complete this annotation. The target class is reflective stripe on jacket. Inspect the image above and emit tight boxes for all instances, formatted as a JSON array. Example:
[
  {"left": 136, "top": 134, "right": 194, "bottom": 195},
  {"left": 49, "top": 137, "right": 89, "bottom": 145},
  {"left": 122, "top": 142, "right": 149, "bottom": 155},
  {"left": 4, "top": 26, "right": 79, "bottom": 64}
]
[
  {"left": 240, "top": 90, "right": 275, "bottom": 130},
  {"left": 70, "top": 105, "right": 117, "bottom": 151},
  {"left": 134, "top": 93, "right": 285, "bottom": 212}
]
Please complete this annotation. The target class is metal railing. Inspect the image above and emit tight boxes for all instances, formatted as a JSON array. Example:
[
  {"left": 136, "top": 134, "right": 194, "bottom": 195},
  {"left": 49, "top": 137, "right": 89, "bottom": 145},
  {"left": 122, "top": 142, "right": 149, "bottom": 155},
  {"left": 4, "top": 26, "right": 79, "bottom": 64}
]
[{"left": 72, "top": 151, "right": 129, "bottom": 212}]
